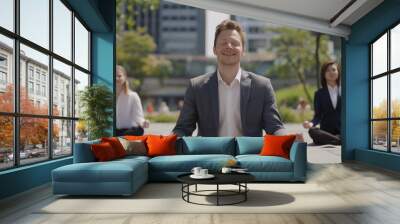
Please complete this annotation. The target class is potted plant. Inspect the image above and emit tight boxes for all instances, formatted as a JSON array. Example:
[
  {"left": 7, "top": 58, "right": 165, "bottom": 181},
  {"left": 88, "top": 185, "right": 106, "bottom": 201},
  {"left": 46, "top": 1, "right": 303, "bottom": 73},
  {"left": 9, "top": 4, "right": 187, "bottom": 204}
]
[{"left": 79, "top": 84, "right": 113, "bottom": 140}]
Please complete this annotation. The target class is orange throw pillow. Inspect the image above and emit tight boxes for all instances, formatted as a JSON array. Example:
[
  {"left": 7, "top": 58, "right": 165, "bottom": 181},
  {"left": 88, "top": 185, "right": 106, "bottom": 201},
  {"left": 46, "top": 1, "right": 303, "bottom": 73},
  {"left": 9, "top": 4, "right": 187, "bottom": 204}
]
[
  {"left": 101, "top": 137, "right": 126, "bottom": 158},
  {"left": 146, "top": 134, "right": 177, "bottom": 157},
  {"left": 260, "top": 134, "right": 296, "bottom": 159},
  {"left": 91, "top": 142, "right": 117, "bottom": 161}
]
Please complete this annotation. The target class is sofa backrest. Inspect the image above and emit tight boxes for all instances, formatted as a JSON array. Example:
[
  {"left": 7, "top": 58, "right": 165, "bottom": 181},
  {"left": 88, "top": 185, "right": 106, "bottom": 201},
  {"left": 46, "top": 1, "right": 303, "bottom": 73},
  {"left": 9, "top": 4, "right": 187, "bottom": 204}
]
[
  {"left": 179, "top": 137, "right": 236, "bottom": 155},
  {"left": 235, "top": 137, "right": 263, "bottom": 155},
  {"left": 73, "top": 139, "right": 100, "bottom": 163},
  {"left": 73, "top": 136, "right": 267, "bottom": 161}
]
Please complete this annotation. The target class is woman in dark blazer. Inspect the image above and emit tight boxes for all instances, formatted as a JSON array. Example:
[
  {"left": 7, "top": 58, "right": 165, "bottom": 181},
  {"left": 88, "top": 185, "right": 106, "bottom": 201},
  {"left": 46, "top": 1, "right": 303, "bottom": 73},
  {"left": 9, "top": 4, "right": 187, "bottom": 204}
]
[{"left": 303, "top": 61, "right": 341, "bottom": 145}]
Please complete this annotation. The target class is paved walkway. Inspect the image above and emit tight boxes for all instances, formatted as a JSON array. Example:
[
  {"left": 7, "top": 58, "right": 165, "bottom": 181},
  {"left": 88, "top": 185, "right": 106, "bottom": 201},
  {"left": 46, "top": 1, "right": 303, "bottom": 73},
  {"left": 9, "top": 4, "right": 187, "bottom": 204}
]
[{"left": 145, "top": 122, "right": 341, "bottom": 164}]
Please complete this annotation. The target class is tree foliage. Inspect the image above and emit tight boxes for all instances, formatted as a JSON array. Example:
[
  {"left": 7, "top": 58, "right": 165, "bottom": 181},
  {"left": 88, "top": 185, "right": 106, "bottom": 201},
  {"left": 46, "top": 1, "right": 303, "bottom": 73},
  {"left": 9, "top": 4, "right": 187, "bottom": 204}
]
[
  {"left": 117, "top": 30, "right": 156, "bottom": 78},
  {"left": 116, "top": 0, "right": 160, "bottom": 33},
  {"left": 372, "top": 99, "right": 400, "bottom": 141},
  {"left": 0, "top": 85, "right": 59, "bottom": 149},
  {"left": 142, "top": 55, "right": 173, "bottom": 85},
  {"left": 268, "top": 27, "right": 331, "bottom": 103},
  {"left": 116, "top": 30, "right": 174, "bottom": 90},
  {"left": 116, "top": 0, "right": 173, "bottom": 91}
]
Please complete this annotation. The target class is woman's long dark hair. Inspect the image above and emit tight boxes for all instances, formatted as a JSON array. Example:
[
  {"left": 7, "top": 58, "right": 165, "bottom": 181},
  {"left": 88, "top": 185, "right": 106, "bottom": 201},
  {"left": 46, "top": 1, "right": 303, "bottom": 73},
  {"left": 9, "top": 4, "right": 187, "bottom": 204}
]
[{"left": 320, "top": 61, "right": 341, "bottom": 88}]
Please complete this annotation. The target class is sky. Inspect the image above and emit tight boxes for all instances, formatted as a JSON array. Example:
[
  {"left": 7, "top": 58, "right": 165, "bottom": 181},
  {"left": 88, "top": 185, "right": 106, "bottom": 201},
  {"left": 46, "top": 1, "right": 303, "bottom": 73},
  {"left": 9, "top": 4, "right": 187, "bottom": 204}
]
[
  {"left": 371, "top": 31, "right": 400, "bottom": 108},
  {"left": 392, "top": 24, "right": 400, "bottom": 70},
  {"left": 0, "top": 0, "right": 89, "bottom": 70}
]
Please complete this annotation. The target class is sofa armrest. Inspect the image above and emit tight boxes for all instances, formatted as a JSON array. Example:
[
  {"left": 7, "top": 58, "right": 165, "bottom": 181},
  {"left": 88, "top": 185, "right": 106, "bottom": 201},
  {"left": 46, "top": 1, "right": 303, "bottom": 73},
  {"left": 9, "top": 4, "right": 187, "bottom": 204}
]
[
  {"left": 73, "top": 140, "right": 100, "bottom": 163},
  {"left": 289, "top": 141, "right": 307, "bottom": 181}
]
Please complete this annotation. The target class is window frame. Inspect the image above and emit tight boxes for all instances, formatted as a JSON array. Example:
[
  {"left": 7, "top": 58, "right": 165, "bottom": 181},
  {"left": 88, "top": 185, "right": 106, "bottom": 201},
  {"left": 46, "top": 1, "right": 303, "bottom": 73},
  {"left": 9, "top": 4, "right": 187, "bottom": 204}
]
[
  {"left": 0, "top": 0, "right": 92, "bottom": 171},
  {"left": 370, "top": 20, "right": 400, "bottom": 154}
]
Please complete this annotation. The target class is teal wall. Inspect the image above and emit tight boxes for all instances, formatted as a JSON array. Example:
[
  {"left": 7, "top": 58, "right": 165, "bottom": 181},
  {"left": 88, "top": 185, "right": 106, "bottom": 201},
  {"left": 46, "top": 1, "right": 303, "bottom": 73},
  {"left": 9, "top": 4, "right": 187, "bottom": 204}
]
[
  {"left": 91, "top": 28, "right": 116, "bottom": 135},
  {"left": 343, "top": 0, "right": 400, "bottom": 171},
  {"left": 0, "top": 158, "right": 72, "bottom": 199},
  {"left": 355, "top": 149, "right": 400, "bottom": 172},
  {"left": 0, "top": 0, "right": 115, "bottom": 200}
]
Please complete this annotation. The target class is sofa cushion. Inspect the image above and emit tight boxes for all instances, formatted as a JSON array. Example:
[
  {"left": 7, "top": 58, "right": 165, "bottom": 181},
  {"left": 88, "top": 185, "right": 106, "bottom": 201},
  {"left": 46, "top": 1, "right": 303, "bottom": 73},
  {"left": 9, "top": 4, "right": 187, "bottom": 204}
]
[
  {"left": 53, "top": 158, "right": 147, "bottom": 183},
  {"left": 180, "top": 137, "right": 235, "bottom": 155},
  {"left": 148, "top": 154, "right": 235, "bottom": 172},
  {"left": 73, "top": 140, "right": 101, "bottom": 163},
  {"left": 118, "top": 138, "right": 147, "bottom": 156},
  {"left": 115, "top": 155, "right": 150, "bottom": 163},
  {"left": 236, "top": 155, "right": 293, "bottom": 172},
  {"left": 235, "top": 137, "right": 263, "bottom": 155}
]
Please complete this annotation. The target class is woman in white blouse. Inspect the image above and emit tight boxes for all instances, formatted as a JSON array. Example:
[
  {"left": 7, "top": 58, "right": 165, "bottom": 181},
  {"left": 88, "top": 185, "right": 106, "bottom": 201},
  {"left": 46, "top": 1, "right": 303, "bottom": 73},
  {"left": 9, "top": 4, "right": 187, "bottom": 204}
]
[{"left": 116, "top": 65, "right": 149, "bottom": 136}]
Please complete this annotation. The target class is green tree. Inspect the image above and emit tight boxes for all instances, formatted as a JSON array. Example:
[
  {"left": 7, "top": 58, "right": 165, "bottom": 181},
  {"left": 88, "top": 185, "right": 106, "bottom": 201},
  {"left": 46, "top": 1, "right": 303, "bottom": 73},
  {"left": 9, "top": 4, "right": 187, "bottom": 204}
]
[
  {"left": 116, "top": 0, "right": 160, "bottom": 33},
  {"left": 79, "top": 84, "right": 113, "bottom": 140},
  {"left": 268, "top": 27, "right": 330, "bottom": 103},
  {"left": 116, "top": 0, "right": 162, "bottom": 93},
  {"left": 142, "top": 55, "right": 173, "bottom": 85},
  {"left": 117, "top": 30, "right": 156, "bottom": 78}
]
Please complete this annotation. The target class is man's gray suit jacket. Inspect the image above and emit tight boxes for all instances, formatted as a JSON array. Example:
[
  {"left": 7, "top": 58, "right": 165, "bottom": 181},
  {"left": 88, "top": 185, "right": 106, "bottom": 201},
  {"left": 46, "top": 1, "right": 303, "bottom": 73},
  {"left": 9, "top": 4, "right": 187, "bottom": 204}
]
[{"left": 172, "top": 70, "right": 285, "bottom": 137}]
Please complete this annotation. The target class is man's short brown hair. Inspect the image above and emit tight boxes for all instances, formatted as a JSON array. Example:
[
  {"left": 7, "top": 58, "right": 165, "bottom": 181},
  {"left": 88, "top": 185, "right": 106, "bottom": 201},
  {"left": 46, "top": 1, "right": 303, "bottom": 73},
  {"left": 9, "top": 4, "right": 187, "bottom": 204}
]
[{"left": 213, "top": 19, "right": 245, "bottom": 49}]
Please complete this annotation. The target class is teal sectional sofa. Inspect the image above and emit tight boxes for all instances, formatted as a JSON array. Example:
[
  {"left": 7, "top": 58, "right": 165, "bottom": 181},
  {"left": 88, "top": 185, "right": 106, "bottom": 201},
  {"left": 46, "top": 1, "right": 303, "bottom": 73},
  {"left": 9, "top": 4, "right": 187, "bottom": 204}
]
[{"left": 52, "top": 137, "right": 307, "bottom": 196}]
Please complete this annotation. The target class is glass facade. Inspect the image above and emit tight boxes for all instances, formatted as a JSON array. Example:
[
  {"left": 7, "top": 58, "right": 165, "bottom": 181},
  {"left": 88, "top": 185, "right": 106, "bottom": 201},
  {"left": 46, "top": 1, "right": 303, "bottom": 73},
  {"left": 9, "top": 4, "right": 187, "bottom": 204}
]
[
  {"left": 0, "top": 0, "right": 91, "bottom": 170},
  {"left": 370, "top": 23, "right": 400, "bottom": 153}
]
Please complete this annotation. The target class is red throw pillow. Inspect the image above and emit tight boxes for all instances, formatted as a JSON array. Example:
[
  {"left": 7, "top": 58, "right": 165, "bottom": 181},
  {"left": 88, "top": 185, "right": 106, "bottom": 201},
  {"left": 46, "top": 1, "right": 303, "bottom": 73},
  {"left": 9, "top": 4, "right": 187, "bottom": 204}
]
[
  {"left": 91, "top": 142, "right": 117, "bottom": 161},
  {"left": 260, "top": 134, "right": 296, "bottom": 159},
  {"left": 101, "top": 137, "right": 126, "bottom": 158},
  {"left": 146, "top": 134, "right": 177, "bottom": 157}
]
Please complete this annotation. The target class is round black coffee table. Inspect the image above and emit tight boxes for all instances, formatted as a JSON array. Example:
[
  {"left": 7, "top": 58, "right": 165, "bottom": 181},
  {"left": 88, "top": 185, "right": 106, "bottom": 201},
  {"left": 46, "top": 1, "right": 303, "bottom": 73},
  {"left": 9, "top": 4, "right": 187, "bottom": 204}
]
[{"left": 177, "top": 173, "right": 255, "bottom": 206}]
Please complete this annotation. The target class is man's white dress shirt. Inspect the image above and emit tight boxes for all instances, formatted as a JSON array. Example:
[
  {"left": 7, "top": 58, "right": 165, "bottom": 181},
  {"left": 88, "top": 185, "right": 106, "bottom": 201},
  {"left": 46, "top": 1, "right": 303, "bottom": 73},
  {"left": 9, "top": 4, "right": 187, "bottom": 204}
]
[{"left": 217, "top": 68, "right": 244, "bottom": 137}]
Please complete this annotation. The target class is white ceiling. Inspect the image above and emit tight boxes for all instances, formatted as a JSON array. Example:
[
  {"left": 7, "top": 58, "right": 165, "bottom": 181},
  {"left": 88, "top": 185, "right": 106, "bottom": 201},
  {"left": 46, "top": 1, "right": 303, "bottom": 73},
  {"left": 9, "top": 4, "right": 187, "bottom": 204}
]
[
  {"left": 226, "top": 0, "right": 352, "bottom": 22},
  {"left": 166, "top": 0, "right": 384, "bottom": 38}
]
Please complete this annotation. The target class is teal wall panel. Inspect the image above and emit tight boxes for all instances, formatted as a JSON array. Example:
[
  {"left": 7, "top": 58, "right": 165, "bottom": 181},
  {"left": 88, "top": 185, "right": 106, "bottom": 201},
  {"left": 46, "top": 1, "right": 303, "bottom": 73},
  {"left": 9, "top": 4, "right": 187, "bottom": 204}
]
[
  {"left": 355, "top": 149, "right": 400, "bottom": 172},
  {"left": 65, "top": 0, "right": 110, "bottom": 32},
  {"left": 0, "top": 158, "right": 72, "bottom": 199},
  {"left": 344, "top": 0, "right": 400, "bottom": 171},
  {"left": 92, "top": 32, "right": 115, "bottom": 135},
  {"left": 342, "top": 43, "right": 370, "bottom": 160},
  {"left": 92, "top": 33, "right": 114, "bottom": 87}
]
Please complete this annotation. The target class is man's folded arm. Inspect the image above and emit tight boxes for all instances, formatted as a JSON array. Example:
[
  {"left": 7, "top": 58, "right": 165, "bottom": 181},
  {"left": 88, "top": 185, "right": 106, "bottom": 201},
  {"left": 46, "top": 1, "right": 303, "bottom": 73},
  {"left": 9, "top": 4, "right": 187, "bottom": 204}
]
[{"left": 172, "top": 81, "right": 198, "bottom": 137}]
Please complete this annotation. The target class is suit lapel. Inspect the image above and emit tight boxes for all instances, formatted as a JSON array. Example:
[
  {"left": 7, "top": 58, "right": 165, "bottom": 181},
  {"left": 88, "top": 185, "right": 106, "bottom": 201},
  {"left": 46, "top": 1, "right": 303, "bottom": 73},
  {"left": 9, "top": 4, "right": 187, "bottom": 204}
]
[
  {"left": 208, "top": 72, "right": 219, "bottom": 129},
  {"left": 240, "top": 70, "right": 252, "bottom": 130},
  {"left": 336, "top": 93, "right": 341, "bottom": 111}
]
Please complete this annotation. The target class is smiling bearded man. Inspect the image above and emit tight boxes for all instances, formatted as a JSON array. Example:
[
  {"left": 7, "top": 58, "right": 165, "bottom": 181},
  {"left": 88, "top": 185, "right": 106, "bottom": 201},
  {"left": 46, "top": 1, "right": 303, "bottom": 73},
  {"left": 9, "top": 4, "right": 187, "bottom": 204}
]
[{"left": 172, "top": 19, "right": 303, "bottom": 140}]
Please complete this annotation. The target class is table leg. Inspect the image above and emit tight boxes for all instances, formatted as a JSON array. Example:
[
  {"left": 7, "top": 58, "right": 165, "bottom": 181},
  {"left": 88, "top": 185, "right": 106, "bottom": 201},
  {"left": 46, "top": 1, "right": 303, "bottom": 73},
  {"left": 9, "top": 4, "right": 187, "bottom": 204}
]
[
  {"left": 181, "top": 184, "right": 183, "bottom": 199},
  {"left": 217, "top": 184, "right": 219, "bottom": 206},
  {"left": 245, "top": 183, "right": 247, "bottom": 201},
  {"left": 187, "top": 184, "right": 190, "bottom": 202}
]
